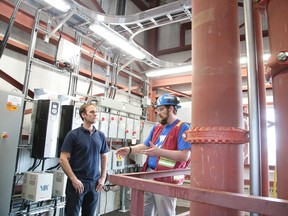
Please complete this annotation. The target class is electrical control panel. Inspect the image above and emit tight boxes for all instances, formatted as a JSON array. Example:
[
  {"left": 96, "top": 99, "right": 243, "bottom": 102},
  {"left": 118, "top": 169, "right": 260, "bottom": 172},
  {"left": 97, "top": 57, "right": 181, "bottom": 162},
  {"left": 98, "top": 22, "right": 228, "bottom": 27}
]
[
  {"left": 133, "top": 119, "right": 141, "bottom": 141},
  {"left": 99, "top": 112, "right": 109, "bottom": 137},
  {"left": 117, "top": 116, "right": 127, "bottom": 139},
  {"left": 31, "top": 100, "right": 60, "bottom": 158},
  {"left": 108, "top": 114, "right": 118, "bottom": 138},
  {"left": 58, "top": 105, "right": 81, "bottom": 157},
  {"left": 140, "top": 121, "right": 155, "bottom": 143},
  {"left": 0, "top": 90, "right": 24, "bottom": 215},
  {"left": 111, "top": 150, "right": 125, "bottom": 170},
  {"left": 125, "top": 118, "right": 134, "bottom": 140},
  {"left": 71, "top": 106, "right": 81, "bottom": 130},
  {"left": 93, "top": 110, "right": 100, "bottom": 130}
]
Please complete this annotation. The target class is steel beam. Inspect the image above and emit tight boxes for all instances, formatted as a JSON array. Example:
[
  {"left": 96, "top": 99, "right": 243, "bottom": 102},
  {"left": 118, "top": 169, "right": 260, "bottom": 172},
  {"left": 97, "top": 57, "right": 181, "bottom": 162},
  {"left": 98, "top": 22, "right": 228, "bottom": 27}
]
[{"left": 109, "top": 171, "right": 288, "bottom": 215}]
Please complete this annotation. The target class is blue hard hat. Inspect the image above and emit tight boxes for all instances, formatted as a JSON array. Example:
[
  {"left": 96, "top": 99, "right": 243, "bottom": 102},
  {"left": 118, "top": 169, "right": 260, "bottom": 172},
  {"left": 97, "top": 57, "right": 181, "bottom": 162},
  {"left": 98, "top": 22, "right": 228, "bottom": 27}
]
[{"left": 155, "top": 94, "right": 181, "bottom": 109}]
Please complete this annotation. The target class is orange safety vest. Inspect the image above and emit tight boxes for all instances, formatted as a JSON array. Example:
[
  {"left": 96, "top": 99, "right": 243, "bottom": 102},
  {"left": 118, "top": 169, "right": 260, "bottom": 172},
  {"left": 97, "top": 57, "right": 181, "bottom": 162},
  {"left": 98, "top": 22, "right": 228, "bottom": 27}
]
[{"left": 142, "top": 120, "right": 191, "bottom": 184}]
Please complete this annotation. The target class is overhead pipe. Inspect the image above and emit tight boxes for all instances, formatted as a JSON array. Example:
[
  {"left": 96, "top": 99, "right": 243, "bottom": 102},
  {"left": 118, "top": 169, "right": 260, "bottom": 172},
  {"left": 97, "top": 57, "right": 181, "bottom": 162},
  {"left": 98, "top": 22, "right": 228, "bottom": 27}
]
[
  {"left": 0, "top": 0, "right": 22, "bottom": 59},
  {"left": 253, "top": 4, "right": 269, "bottom": 198},
  {"left": 243, "top": 2, "right": 262, "bottom": 213},
  {"left": 266, "top": 0, "right": 288, "bottom": 200},
  {"left": 190, "top": 0, "right": 244, "bottom": 215}
]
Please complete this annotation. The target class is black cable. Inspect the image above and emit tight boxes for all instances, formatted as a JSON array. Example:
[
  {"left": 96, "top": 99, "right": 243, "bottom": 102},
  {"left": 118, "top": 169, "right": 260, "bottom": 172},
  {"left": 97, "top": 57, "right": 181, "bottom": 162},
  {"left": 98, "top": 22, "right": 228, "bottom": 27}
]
[
  {"left": 41, "top": 158, "right": 46, "bottom": 171},
  {"left": 32, "top": 159, "right": 42, "bottom": 171},
  {"left": 46, "top": 163, "right": 60, "bottom": 171},
  {"left": 67, "top": 67, "right": 73, "bottom": 95},
  {"left": 27, "top": 158, "right": 38, "bottom": 171}
]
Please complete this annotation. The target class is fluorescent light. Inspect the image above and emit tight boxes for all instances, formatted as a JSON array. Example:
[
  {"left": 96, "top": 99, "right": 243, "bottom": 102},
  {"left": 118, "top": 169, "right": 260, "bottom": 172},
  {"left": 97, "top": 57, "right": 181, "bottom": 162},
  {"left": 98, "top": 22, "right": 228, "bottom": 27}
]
[
  {"left": 146, "top": 65, "right": 192, "bottom": 77},
  {"left": 89, "top": 23, "right": 145, "bottom": 60},
  {"left": 43, "top": 0, "right": 71, "bottom": 12}
]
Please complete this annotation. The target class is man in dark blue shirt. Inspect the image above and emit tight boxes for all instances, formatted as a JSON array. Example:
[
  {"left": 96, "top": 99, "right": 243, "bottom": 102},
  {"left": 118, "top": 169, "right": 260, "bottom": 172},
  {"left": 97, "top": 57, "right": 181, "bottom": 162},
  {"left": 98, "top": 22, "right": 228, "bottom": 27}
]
[{"left": 59, "top": 103, "right": 108, "bottom": 216}]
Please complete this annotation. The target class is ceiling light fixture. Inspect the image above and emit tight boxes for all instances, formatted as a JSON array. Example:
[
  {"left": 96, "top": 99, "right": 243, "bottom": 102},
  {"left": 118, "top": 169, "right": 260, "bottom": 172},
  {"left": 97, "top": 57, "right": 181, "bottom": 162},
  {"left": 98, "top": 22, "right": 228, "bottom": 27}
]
[
  {"left": 89, "top": 23, "right": 145, "bottom": 60},
  {"left": 43, "top": 0, "right": 71, "bottom": 12},
  {"left": 145, "top": 65, "right": 192, "bottom": 78}
]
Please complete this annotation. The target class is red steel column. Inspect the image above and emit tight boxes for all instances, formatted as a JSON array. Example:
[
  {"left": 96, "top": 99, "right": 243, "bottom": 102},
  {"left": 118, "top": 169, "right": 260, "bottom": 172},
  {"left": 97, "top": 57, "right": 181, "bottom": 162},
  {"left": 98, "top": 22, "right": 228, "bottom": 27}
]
[
  {"left": 266, "top": 0, "right": 288, "bottom": 200},
  {"left": 191, "top": 0, "right": 243, "bottom": 215}
]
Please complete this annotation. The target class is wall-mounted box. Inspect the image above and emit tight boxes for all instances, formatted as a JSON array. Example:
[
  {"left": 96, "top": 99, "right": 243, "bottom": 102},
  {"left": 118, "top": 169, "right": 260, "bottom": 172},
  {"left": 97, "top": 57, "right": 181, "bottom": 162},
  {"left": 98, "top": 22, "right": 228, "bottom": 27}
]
[
  {"left": 52, "top": 170, "right": 67, "bottom": 197},
  {"left": 96, "top": 97, "right": 142, "bottom": 116},
  {"left": 30, "top": 100, "right": 60, "bottom": 158},
  {"left": 58, "top": 105, "right": 81, "bottom": 157},
  {"left": 22, "top": 172, "right": 53, "bottom": 202},
  {"left": 56, "top": 38, "right": 80, "bottom": 67}
]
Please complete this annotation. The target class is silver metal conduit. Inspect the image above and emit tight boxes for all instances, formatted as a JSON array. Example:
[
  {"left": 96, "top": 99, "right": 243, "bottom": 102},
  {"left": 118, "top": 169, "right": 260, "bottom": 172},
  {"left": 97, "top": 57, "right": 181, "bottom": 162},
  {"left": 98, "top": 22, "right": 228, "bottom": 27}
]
[{"left": 243, "top": 1, "right": 261, "bottom": 216}]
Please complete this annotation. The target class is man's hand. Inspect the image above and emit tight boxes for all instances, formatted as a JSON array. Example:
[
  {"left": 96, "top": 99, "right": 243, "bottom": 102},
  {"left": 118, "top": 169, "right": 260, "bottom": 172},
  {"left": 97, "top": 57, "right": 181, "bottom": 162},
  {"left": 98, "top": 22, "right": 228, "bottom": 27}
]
[
  {"left": 96, "top": 176, "right": 106, "bottom": 192},
  {"left": 71, "top": 178, "right": 84, "bottom": 194},
  {"left": 141, "top": 141, "right": 162, "bottom": 157},
  {"left": 115, "top": 147, "right": 130, "bottom": 158}
]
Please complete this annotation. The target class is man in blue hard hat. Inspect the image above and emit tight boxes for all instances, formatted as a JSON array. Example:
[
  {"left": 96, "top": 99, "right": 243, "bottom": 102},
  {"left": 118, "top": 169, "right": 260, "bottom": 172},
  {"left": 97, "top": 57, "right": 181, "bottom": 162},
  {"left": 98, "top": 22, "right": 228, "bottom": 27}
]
[{"left": 116, "top": 93, "right": 191, "bottom": 216}]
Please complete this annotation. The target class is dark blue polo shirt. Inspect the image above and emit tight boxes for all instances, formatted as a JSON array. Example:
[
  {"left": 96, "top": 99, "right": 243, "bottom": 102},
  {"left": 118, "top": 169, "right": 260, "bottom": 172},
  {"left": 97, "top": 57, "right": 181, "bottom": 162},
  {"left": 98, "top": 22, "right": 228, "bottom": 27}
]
[{"left": 61, "top": 125, "right": 108, "bottom": 182}]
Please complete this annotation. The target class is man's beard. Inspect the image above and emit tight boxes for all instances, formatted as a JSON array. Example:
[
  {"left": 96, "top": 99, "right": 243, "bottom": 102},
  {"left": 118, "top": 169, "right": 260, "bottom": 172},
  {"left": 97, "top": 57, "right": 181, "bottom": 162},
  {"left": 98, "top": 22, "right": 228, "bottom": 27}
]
[
  {"left": 158, "top": 111, "right": 169, "bottom": 125},
  {"left": 159, "top": 117, "right": 167, "bottom": 125}
]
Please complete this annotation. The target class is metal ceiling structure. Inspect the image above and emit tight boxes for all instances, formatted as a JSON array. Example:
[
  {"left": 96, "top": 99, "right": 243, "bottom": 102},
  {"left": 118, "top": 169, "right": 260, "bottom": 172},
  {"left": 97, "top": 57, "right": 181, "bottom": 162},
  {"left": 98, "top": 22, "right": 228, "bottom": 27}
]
[
  {"left": 0, "top": 0, "right": 272, "bottom": 99},
  {"left": 23, "top": 0, "right": 192, "bottom": 69}
]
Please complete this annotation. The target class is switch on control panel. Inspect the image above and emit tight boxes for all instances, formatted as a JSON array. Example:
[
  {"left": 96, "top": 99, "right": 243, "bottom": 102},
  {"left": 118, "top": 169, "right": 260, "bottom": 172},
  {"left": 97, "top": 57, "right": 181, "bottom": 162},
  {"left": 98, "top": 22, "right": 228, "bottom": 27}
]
[{"left": 1, "top": 132, "right": 8, "bottom": 139}]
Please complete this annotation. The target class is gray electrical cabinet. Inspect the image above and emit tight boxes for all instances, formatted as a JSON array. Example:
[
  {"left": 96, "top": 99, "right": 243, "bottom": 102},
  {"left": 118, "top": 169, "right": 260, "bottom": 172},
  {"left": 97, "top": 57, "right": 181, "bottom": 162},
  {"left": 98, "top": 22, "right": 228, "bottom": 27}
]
[{"left": 0, "top": 90, "right": 24, "bottom": 215}]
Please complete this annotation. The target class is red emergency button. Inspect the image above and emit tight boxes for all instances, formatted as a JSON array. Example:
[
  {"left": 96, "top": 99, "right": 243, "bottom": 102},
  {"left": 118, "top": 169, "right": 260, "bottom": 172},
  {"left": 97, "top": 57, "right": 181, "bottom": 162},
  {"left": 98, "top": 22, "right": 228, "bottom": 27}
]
[
  {"left": 132, "top": 131, "right": 136, "bottom": 135},
  {"left": 125, "top": 130, "right": 129, "bottom": 133},
  {"left": 101, "top": 117, "right": 105, "bottom": 121},
  {"left": 111, "top": 117, "right": 114, "bottom": 121},
  {"left": 1, "top": 132, "right": 8, "bottom": 139},
  {"left": 120, "top": 117, "right": 123, "bottom": 121}
]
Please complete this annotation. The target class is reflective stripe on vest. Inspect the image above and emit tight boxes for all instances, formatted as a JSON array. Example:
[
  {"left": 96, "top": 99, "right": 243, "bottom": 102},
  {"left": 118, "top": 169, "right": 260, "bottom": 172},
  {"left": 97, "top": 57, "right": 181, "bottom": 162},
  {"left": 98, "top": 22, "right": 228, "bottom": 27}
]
[
  {"left": 173, "top": 175, "right": 185, "bottom": 181},
  {"left": 158, "top": 157, "right": 176, "bottom": 168}
]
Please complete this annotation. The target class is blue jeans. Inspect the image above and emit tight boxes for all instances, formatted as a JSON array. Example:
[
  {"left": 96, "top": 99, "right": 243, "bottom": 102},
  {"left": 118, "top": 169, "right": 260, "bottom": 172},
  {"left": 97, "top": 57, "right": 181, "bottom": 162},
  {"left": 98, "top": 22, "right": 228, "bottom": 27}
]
[{"left": 65, "top": 180, "right": 99, "bottom": 216}]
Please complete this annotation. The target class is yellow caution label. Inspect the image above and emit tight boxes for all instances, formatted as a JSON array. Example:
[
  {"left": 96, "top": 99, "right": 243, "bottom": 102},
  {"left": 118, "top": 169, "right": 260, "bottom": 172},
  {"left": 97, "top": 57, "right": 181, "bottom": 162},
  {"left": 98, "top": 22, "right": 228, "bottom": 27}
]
[{"left": 6, "top": 103, "right": 18, "bottom": 111}]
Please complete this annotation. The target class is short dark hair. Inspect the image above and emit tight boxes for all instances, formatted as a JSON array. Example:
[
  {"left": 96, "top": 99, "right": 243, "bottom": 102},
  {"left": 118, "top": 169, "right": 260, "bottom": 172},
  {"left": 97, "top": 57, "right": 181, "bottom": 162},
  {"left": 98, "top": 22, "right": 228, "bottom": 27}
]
[{"left": 79, "top": 103, "right": 96, "bottom": 120}]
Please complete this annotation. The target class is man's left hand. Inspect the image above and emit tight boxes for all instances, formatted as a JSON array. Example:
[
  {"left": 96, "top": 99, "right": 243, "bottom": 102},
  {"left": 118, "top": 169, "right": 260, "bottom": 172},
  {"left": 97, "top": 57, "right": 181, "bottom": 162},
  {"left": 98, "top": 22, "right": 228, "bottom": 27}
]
[{"left": 141, "top": 141, "right": 162, "bottom": 157}]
